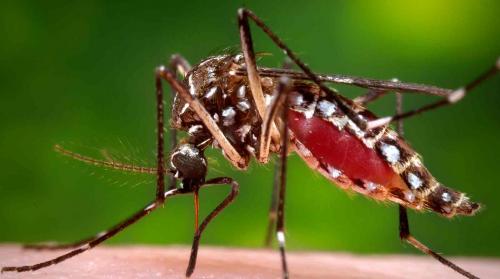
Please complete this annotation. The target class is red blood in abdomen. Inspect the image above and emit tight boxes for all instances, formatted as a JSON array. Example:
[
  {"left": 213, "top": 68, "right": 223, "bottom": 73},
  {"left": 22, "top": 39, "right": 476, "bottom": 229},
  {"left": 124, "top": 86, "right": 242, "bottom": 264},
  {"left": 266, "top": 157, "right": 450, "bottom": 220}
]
[{"left": 288, "top": 110, "right": 403, "bottom": 188}]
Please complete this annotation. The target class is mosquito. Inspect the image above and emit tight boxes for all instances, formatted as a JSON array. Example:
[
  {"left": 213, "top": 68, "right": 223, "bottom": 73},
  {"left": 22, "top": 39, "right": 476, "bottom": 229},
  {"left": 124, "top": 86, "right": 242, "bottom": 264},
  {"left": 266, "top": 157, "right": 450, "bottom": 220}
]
[{"left": 2, "top": 8, "right": 498, "bottom": 279}]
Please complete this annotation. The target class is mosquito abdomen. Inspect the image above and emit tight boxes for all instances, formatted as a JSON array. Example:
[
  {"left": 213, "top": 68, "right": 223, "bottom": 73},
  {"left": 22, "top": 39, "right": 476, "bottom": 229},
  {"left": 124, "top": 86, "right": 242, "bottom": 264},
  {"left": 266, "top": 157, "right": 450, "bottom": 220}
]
[{"left": 288, "top": 97, "right": 479, "bottom": 217}]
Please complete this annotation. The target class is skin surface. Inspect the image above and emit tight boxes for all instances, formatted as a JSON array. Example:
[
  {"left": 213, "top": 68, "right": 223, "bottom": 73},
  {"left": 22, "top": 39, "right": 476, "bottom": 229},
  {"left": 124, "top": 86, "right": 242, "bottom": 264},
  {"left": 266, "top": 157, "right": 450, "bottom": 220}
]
[{"left": 0, "top": 245, "right": 498, "bottom": 279}]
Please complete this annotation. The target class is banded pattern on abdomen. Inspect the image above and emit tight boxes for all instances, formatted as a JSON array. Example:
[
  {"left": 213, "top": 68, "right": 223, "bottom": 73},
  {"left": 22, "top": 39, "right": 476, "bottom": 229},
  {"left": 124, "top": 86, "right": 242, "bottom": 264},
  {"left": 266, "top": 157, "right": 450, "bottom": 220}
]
[{"left": 288, "top": 88, "right": 479, "bottom": 217}]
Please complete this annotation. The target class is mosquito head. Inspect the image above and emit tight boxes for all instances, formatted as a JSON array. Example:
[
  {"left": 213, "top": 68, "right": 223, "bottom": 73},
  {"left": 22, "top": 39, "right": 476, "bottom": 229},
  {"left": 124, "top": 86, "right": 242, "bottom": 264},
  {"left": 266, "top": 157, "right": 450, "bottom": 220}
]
[{"left": 170, "top": 144, "right": 207, "bottom": 190}]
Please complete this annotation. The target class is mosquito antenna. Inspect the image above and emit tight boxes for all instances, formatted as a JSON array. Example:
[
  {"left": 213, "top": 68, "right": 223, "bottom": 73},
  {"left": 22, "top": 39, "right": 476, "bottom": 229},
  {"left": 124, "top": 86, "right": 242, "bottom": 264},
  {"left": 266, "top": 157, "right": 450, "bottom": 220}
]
[{"left": 54, "top": 144, "right": 165, "bottom": 175}]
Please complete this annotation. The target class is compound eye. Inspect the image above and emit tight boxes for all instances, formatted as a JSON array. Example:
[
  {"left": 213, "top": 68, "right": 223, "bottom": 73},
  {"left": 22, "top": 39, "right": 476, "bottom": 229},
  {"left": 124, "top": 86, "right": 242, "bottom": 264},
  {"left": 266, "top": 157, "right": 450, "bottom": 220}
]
[{"left": 170, "top": 144, "right": 207, "bottom": 186}]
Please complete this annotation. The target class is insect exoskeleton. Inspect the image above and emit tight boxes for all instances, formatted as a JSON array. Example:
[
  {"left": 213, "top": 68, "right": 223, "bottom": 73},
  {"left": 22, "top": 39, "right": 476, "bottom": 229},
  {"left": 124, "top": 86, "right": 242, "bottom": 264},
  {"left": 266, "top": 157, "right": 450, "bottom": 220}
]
[
  {"left": 172, "top": 53, "right": 480, "bottom": 218},
  {"left": 172, "top": 54, "right": 278, "bottom": 165}
]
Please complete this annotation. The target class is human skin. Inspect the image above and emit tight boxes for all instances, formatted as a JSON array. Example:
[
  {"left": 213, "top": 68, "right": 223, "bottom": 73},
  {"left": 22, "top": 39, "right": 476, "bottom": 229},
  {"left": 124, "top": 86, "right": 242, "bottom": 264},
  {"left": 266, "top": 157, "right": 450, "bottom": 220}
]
[{"left": 0, "top": 245, "right": 498, "bottom": 279}]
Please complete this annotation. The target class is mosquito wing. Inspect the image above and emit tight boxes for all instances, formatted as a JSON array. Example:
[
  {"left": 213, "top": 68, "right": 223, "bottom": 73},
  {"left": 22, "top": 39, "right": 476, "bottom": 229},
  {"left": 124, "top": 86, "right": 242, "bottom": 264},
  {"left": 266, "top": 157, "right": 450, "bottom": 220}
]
[{"left": 235, "top": 67, "right": 453, "bottom": 96}]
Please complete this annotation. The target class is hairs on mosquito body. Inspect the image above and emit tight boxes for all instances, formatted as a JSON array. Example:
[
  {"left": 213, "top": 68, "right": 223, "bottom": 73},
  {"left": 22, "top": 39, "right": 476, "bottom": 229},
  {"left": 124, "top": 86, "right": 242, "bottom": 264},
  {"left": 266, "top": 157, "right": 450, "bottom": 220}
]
[
  {"left": 207, "top": 44, "right": 269, "bottom": 56},
  {"left": 207, "top": 45, "right": 241, "bottom": 57}
]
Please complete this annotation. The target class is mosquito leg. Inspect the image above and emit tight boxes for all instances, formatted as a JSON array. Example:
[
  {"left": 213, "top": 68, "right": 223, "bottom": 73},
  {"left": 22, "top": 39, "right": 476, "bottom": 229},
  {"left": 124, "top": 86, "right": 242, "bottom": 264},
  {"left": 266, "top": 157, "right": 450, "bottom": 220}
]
[
  {"left": 354, "top": 79, "right": 399, "bottom": 113},
  {"left": 398, "top": 207, "right": 479, "bottom": 279},
  {"left": 264, "top": 162, "right": 280, "bottom": 247},
  {"left": 1, "top": 188, "right": 181, "bottom": 273},
  {"left": 22, "top": 238, "right": 94, "bottom": 251},
  {"left": 262, "top": 77, "right": 293, "bottom": 248},
  {"left": 238, "top": 11, "right": 280, "bottom": 158},
  {"left": 276, "top": 83, "right": 290, "bottom": 278},
  {"left": 169, "top": 54, "right": 191, "bottom": 78},
  {"left": 393, "top": 94, "right": 478, "bottom": 279},
  {"left": 167, "top": 104, "right": 178, "bottom": 190},
  {"left": 259, "top": 77, "right": 292, "bottom": 164},
  {"left": 353, "top": 89, "right": 389, "bottom": 106},
  {"left": 185, "top": 177, "right": 240, "bottom": 277},
  {"left": 153, "top": 66, "right": 168, "bottom": 204},
  {"left": 368, "top": 59, "right": 499, "bottom": 128},
  {"left": 395, "top": 92, "right": 404, "bottom": 135},
  {"left": 156, "top": 66, "right": 247, "bottom": 169},
  {"left": 238, "top": 8, "right": 367, "bottom": 130},
  {"left": 260, "top": 76, "right": 293, "bottom": 276},
  {"left": 155, "top": 54, "right": 195, "bottom": 200},
  {"left": 237, "top": 11, "right": 266, "bottom": 119},
  {"left": 167, "top": 55, "right": 192, "bottom": 190}
]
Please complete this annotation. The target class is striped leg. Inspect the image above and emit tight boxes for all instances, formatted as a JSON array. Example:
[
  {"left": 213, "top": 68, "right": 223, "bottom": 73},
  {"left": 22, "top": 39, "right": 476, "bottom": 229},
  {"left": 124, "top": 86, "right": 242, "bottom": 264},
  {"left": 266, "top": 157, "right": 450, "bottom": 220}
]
[
  {"left": 262, "top": 78, "right": 293, "bottom": 251},
  {"left": 261, "top": 59, "right": 293, "bottom": 249},
  {"left": 395, "top": 93, "right": 478, "bottom": 279},
  {"left": 368, "top": 60, "right": 499, "bottom": 128},
  {"left": 261, "top": 77, "right": 293, "bottom": 277},
  {"left": 238, "top": 9, "right": 281, "bottom": 163},
  {"left": 1, "top": 188, "right": 181, "bottom": 273},
  {"left": 275, "top": 83, "right": 291, "bottom": 279},
  {"left": 154, "top": 60, "right": 167, "bottom": 204}
]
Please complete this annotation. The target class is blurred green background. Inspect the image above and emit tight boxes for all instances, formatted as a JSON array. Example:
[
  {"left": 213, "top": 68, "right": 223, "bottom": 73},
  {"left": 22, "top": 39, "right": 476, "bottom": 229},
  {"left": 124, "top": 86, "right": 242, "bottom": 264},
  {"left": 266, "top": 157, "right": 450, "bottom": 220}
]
[{"left": 1, "top": 0, "right": 499, "bottom": 259}]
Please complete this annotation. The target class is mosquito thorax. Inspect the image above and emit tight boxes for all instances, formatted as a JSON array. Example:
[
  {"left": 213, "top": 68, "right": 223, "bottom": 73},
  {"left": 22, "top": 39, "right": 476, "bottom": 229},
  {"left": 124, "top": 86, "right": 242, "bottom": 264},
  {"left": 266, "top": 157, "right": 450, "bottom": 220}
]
[
  {"left": 170, "top": 144, "right": 207, "bottom": 190},
  {"left": 172, "top": 54, "right": 277, "bottom": 160}
]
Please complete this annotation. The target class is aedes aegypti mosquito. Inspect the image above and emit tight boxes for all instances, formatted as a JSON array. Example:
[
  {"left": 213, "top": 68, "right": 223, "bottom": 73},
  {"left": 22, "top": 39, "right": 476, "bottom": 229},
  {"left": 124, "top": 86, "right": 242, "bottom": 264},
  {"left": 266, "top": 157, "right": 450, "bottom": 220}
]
[{"left": 2, "top": 8, "right": 499, "bottom": 279}]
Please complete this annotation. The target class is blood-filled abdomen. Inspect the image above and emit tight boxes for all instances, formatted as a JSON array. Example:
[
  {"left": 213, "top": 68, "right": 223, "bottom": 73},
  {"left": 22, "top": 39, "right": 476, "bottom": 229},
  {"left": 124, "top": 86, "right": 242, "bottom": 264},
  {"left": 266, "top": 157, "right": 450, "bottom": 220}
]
[{"left": 288, "top": 110, "right": 405, "bottom": 190}]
